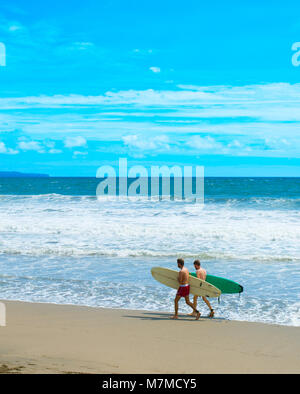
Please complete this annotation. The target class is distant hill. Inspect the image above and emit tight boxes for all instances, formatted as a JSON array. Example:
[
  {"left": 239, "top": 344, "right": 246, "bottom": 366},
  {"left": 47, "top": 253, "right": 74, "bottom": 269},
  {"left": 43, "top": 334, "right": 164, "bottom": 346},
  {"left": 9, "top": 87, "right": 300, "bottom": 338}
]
[{"left": 0, "top": 171, "right": 50, "bottom": 178}]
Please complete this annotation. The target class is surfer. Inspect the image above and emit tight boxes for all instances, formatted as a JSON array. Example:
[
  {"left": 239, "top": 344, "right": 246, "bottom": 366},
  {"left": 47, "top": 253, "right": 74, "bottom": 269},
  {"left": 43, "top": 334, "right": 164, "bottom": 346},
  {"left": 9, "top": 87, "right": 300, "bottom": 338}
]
[
  {"left": 170, "top": 258, "right": 201, "bottom": 320},
  {"left": 190, "top": 260, "right": 214, "bottom": 318}
]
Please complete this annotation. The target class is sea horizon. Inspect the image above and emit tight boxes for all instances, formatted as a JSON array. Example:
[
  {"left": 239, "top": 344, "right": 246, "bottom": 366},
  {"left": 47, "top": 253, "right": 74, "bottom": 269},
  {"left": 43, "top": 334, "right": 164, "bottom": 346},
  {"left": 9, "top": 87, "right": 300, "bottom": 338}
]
[{"left": 1, "top": 171, "right": 300, "bottom": 179}]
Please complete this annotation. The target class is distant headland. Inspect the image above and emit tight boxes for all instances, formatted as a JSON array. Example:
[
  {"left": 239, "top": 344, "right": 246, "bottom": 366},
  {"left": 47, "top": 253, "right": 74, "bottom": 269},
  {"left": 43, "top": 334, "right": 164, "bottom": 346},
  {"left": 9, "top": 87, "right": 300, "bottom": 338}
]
[{"left": 0, "top": 171, "right": 50, "bottom": 178}]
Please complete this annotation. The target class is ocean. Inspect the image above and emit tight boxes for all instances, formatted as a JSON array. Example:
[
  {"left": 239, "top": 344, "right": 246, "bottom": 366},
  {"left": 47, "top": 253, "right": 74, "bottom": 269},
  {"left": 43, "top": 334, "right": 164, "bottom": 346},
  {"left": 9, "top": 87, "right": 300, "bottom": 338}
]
[{"left": 0, "top": 177, "right": 299, "bottom": 326}]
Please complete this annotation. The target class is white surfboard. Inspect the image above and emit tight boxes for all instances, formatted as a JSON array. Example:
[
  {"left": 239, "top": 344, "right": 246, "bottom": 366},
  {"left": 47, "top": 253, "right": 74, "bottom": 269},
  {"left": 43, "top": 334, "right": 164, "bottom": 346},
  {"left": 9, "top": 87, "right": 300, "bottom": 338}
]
[{"left": 151, "top": 267, "right": 221, "bottom": 298}]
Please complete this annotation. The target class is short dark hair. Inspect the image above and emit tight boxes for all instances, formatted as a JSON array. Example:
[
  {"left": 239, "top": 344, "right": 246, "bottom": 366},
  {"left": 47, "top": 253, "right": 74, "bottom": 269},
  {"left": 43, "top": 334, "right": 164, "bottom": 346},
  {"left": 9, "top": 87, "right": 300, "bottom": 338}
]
[
  {"left": 194, "top": 259, "right": 201, "bottom": 267},
  {"left": 177, "top": 258, "right": 184, "bottom": 266}
]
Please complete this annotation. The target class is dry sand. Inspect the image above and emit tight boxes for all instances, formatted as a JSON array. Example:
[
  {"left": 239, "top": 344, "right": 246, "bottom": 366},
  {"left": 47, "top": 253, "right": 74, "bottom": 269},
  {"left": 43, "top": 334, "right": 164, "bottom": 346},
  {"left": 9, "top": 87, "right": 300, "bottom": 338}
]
[{"left": 0, "top": 300, "right": 299, "bottom": 374}]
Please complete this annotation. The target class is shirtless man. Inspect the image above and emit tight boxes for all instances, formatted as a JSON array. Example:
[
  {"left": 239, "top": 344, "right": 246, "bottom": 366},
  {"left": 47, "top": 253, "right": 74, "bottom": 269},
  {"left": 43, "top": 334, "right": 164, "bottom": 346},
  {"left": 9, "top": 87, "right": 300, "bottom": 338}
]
[
  {"left": 170, "top": 258, "right": 200, "bottom": 320},
  {"left": 190, "top": 259, "right": 214, "bottom": 318}
]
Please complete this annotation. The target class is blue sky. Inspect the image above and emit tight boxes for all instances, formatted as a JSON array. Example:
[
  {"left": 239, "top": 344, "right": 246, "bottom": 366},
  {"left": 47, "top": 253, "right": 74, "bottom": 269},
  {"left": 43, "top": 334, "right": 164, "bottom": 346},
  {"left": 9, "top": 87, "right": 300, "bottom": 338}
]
[{"left": 0, "top": 0, "right": 300, "bottom": 176}]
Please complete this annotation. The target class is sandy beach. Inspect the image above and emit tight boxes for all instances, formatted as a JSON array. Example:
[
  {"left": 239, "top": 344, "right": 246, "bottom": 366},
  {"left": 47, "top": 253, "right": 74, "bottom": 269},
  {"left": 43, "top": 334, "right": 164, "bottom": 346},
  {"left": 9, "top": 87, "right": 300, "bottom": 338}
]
[{"left": 0, "top": 300, "right": 299, "bottom": 374}]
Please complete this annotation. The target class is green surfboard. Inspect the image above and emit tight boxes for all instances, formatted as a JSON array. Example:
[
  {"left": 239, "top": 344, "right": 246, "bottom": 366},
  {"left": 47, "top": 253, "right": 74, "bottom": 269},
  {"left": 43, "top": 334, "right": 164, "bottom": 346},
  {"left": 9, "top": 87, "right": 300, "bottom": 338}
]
[{"left": 190, "top": 273, "right": 243, "bottom": 294}]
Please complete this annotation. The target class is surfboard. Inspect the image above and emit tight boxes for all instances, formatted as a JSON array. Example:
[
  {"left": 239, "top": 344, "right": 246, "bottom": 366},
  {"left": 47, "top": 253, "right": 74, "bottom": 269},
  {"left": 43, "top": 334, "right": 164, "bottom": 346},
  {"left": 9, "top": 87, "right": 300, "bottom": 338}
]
[
  {"left": 151, "top": 267, "right": 221, "bottom": 298},
  {"left": 190, "top": 272, "right": 243, "bottom": 294}
]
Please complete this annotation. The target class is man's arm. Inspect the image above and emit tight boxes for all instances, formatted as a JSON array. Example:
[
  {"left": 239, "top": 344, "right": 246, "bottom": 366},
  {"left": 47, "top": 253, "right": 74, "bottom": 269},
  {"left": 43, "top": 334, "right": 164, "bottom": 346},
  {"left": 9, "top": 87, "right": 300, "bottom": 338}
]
[{"left": 178, "top": 270, "right": 183, "bottom": 284}]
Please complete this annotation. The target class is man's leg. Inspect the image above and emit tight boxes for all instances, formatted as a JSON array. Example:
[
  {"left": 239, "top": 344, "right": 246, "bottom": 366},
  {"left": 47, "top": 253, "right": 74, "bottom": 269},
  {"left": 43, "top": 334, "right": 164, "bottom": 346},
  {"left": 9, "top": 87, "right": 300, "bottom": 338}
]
[
  {"left": 202, "top": 296, "right": 214, "bottom": 317},
  {"left": 170, "top": 295, "right": 181, "bottom": 319},
  {"left": 185, "top": 296, "right": 200, "bottom": 320},
  {"left": 188, "top": 295, "right": 198, "bottom": 316}
]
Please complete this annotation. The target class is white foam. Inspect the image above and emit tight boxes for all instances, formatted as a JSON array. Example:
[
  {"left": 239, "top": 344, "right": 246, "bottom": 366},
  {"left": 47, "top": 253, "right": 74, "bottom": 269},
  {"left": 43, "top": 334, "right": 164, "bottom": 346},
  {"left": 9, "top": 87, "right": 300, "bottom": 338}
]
[
  {"left": 0, "top": 195, "right": 299, "bottom": 327},
  {"left": 0, "top": 196, "right": 299, "bottom": 262}
]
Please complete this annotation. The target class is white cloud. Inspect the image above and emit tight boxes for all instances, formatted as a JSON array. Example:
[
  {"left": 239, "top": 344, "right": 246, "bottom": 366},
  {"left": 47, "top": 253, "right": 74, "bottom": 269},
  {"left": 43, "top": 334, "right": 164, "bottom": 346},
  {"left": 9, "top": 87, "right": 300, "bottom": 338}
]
[
  {"left": 49, "top": 148, "right": 62, "bottom": 154},
  {"left": 64, "top": 136, "right": 87, "bottom": 148},
  {"left": 133, "top": 48, "right": 153, "bottom": 54},
  {"left": 0, "top": 142, "right": 6, "bottom": 153},
  {"left": 227, "top": 139, "right": 243, "bottom": 148},
  {"left": 1, "top": 83, "right": 300, "bottom": 112},
  {"left": 149, "top": 67, "right": 161, "bottom": 73},
  {"left": 123, "top": 134, "right": 170, "bottom": 151},
  {"left": 0, "top": 141, "right": 18, "bottom": 154},
  {"left": 18, "top": 140, "right": 44, "bottom": 152},
  {"left": 70, "top": 42, "right": 94, "bottom": 50},
  {"left": 8, "top": 23, "right": 24, "bottom": 32},
  {"left": 1, "top": 83, "right": 300, "bottom": 159},
  {"left": 186, "top": 135, "right": 223, "bottom": 151}
]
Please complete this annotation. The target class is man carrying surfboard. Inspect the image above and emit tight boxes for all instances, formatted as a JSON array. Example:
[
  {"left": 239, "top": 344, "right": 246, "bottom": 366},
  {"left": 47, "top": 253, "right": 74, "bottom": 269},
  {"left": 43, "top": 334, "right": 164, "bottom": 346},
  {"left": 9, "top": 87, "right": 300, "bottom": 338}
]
[
  {"left": 190, "top": 260, "right": 214, "bottom": 318},
  {"left": 170, "top": 258, "right": 201, "bottom": 320}
]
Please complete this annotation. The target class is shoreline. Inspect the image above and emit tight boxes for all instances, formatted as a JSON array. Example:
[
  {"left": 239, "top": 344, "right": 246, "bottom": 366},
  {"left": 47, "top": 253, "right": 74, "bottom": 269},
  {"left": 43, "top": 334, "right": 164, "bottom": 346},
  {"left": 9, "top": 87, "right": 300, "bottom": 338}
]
[
  {"left": 0, "top": 299, "right": 300, "bottom": 374},
  {"left": 0, "top": 297, "right": 298, "bottom": 328}
]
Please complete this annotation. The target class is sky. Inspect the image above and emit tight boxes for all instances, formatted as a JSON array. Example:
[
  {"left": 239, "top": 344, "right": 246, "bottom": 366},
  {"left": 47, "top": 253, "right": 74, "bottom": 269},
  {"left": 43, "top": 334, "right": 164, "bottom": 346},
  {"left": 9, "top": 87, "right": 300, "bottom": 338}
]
[{"left": 0, "top": 0, "right": 300, "bottom": 176}]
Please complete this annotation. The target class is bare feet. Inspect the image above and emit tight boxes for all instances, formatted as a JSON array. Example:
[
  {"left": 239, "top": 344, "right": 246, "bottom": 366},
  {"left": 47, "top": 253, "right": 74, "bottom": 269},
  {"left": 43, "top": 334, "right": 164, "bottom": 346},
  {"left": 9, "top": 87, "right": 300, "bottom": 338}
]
[
  {"left": 170, "top": 315, "right": 178, "bottom": 319},
  {"left": 195, "top": 311, "right": 201, "bottom": 320},
  {"left": 209, "top": 309, "right": 214, "bottom": 318}
]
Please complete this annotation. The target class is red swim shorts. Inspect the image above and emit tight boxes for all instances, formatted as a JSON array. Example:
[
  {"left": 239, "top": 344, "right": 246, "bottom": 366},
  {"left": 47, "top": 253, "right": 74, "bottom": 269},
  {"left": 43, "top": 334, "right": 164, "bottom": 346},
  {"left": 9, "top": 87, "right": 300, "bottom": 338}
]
[{"left": 176, "top": 284, "right": 190, "bottom": 297}]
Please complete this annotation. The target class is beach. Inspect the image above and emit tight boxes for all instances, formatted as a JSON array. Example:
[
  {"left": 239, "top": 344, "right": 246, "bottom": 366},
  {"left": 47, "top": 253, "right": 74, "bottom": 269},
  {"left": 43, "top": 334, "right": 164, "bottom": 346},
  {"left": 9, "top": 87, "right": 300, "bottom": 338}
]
[
  {"left": 0, "top": 177, "right": 299, "bottom": 374},
  {"left": 0, "top": 300, "right": 299, "bottom": 374}
]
